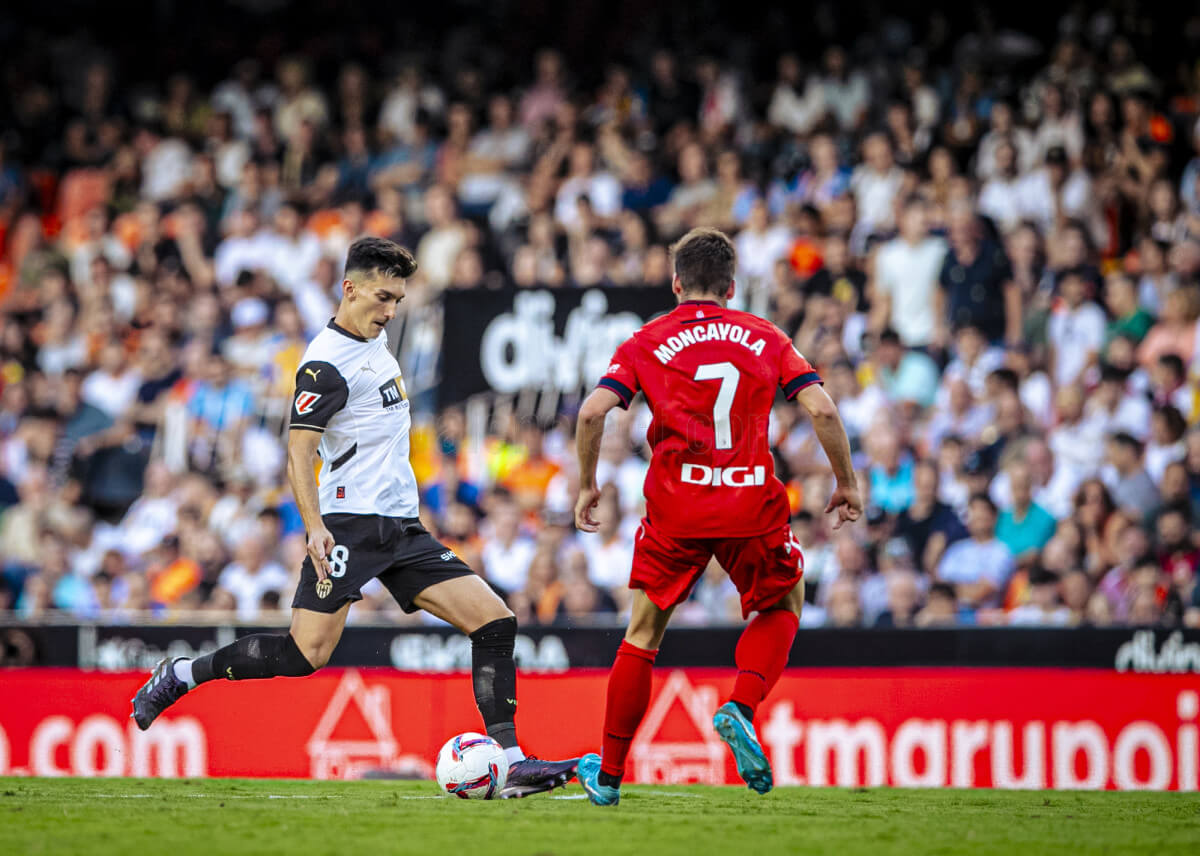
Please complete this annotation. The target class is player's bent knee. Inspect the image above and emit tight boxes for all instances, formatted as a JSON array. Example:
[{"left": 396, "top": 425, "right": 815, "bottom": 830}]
[
  {"left": 290, "top": 632, "right": 336, "bottom": 671},
  {"left": 771, "top": 578, "right": 806, "bottom": 618}
]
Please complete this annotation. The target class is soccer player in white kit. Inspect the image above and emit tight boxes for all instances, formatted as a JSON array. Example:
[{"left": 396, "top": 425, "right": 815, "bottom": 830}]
[{"left": 132, "top": 237, "right": 577, "bottom": 796}]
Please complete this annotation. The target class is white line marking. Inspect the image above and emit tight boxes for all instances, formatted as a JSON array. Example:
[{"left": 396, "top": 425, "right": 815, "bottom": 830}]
[{"left": 551, "top": 794, "right": 589, "bottom": 800}]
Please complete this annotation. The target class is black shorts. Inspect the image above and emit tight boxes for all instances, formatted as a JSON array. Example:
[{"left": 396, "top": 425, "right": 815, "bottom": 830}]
[{"left": 291, "top": 514, "right": 475, "bottom": 614}]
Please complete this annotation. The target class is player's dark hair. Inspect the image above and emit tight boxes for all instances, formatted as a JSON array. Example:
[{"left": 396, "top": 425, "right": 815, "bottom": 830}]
[
  {"left": 671, "top": 227, "right": 736, "bottom": 296},
  {"left": 345, "top": 236, "right": 418, "bottom": 280}
]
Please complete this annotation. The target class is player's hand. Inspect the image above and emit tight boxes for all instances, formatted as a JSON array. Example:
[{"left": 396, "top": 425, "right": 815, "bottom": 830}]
[
  {"left": 825, "top": 483, "right": 864, "bottom": 530},
  {"left": 307, "top": 526, "right": 336, "bottom": 581},
  {"left": 574, "top": 485, "right": 602, "bottom": 533}
]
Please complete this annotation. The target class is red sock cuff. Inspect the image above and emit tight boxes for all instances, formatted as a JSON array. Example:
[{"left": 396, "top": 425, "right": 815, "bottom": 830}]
[{"left": 617, "top": 639, "right": 658, "bottom": 664}]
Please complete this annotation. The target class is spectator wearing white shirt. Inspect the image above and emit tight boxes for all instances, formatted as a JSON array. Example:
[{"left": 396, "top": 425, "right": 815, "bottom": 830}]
[
  {"left": 851, "top": 132, "right": 905, "bottom": 238},
  {"left": 1007, "top": 345, "right": 1055, "bottom": 428},
  {"left": 936, "top": 494, "right": 1015, "bottom": 611},
  {"left": 766, "top": 53, "right": 823, "bottom": 135},
  {"left": 871, "top": 196, "right": 948, "bottom": 348},
  {"left": 989, "top": 437, "right": 1080, "bottom": 521},
  {"left": 824, "top": 359, "right": 887, "bottom": 449},
  {"left": 734, "top": 199, "right": 792, "bottom": 309},
  {"left": 261, "top": 201, "right": 322, "bottom": 293},
  {"left": 1083, "top": 364, "right": 1152, "bottom": 442},
  {"left": 1048, "top": 385, "right": 1106, "bottom": 479},
  {"left": 136, "top": 124, "right": 193, "bottom": 203},
  {"left": 1145, "top": 405, "right": 1187, "bottom": 485},
  {"left": 1018, "top": 147, "right": 1103, "bottom": 245},
  {"left": 457, "top": 95, "right": 530, "bottom": 212},
  {"left": 554, "top": 141, "right": 621, "bottom": 230},
  {"left": 214, "top": 208, "right": 272, "bottom": 287},
  {"left": 416, "top": 185, "right": 469, "bottom": 289},
  {"left": 216, "top": 533, "right": 291, "bottom": 621},
  {"left": 81, "top": 340, "right": 142, "bottom": 420},
  {"left": 579, "top": 486, "right": 634, "bottom": 592},
  {"left": 978, "top": 139, "right": 1025, "bottom": 233},
  {"left": 1048, "top": 269, "right": 1106, "bottom": 388},
  {"left": 480, "top": 497, "right": 537, "bottom": 593},
  {"left": 815, "top": 46, "right": 869, "bottom": 133},
  {"left": 941, "top": 325, "right": 1007, "bottom": 401},
  {"left": 1032, "top": 84, "right": 1084, "bottom": 164},
  {"left": 975, "top": 101, "right": 1038, "bottom": 179}
]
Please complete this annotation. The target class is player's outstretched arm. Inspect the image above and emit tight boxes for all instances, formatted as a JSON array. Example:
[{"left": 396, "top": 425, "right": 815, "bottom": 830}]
[
  {"left": 287, "top": 428, "right": 335, "bottom": 579},
  {"left": 574, "top": 387, "right": 623, "bottom": 532},
  {"left": 795, "top": 383, "right": 863, "bottom": 529}
]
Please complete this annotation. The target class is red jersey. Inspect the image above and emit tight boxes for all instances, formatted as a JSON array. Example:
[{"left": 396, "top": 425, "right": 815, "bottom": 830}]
[{"left": 598, "top": 299, "right": 821, "bottom": 538}]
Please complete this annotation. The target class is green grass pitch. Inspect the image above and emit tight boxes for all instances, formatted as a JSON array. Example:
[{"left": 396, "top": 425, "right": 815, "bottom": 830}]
[{"left": 1, "top": 778, "right": 1197, "bottom": 855}]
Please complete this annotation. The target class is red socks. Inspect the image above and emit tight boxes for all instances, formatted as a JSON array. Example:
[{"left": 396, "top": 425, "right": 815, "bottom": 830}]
[
  {"left": 728, "top": 609, "right": 799, "bottom": 717},
  {"left": 599, "top": 611, "right": 797, "bottom": 780},
  {"left": 600, "top": 640, "right": 658, "bottom": 779}
]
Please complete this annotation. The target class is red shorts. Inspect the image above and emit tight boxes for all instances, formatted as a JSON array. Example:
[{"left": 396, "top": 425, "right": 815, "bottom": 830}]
[{"left": 630, "top": 517, "right": 804, "bottom": 618}]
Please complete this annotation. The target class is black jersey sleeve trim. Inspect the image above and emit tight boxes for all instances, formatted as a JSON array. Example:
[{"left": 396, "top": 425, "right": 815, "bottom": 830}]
[
  {"left": 291, "top": 360, "right": 350, "bottom": 429},
  {"left": 598, "top": 378, "right": 633, "bottom": 408},
  {"left": 783, "top": 371, "right": 823, "bottom": 400},
  {"left": 289, "top": 424, "right": 325, "bottom": 432},
  {"left": 327, "top": 443, "right": 358, "bottom": 472}
]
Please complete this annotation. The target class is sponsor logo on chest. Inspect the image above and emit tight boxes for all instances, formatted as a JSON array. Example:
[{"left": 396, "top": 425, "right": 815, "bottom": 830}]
[
  {"left": 377, "top": 375, "right": 408, "bottom": 409},
  {"left": 679, "top": 463, "right": 766, "bottom": 487}
]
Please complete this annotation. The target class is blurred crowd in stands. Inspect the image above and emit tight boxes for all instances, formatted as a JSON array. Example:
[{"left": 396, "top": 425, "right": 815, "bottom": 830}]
[{"left": 2, "top": 2, "right": 1200, "bottom": 628}]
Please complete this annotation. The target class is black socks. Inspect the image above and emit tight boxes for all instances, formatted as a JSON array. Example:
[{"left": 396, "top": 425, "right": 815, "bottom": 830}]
[
  {"left": 191, "top": 633, "right": 316, "bottom": 684},
  {"left": 469, "top": 617, "right": 519, "bottom": 749}
]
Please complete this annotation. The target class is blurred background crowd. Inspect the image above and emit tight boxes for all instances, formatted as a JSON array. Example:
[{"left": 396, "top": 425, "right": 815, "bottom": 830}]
[{"left": 2, "top": 0, "right": 1200, "bottom": 629}]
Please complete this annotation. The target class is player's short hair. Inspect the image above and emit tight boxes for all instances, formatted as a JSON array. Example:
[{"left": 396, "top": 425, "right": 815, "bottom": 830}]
[
  {"left": 671, "top": 227, "right": 736, "bottom": 296},
  {"left": 345, "top": 236, "right": 418, "bottom": 280}
]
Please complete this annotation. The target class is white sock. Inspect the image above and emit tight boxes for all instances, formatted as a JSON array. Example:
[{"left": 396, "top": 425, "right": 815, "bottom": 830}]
[
  {"left": 504, "top": 746, "right": 526, "bottom": 765},
  {"left": 173, "top": 659, "right": 195, "bottom": 690}
]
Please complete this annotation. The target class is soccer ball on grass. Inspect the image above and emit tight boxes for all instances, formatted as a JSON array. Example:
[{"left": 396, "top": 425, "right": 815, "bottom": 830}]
[{"left": 435, "top": 732, "right": 509, "bottom": 799}]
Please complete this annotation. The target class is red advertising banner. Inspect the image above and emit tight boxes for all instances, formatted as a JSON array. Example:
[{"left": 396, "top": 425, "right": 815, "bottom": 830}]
[{"left": 1, "top": 668, "right": 1197, "bottom": 790}]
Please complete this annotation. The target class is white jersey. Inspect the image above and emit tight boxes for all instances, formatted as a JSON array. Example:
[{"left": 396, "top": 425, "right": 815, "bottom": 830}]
[{"left": 290, "top": 320, "right": 418, "bottom": 518}]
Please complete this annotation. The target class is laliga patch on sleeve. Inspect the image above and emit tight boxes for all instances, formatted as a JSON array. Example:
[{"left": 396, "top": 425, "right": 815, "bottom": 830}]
[{"left": 295, "top": 391, "right": 322, "bottom": 415}]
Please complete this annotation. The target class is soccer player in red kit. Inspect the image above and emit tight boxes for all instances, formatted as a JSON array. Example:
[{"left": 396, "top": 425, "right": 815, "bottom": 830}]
[{"left": 573, "top": 227, "right": 862, "bottom": 804}]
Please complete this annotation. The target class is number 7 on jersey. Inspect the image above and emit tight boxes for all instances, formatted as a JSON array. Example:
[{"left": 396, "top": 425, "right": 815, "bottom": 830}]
[{"left": 694, "top": 362, "right": 740, "bottom": 450}]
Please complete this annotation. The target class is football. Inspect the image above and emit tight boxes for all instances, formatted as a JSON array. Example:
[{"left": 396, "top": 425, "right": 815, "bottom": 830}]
[{"left": 435, "top": 732, "right": 509, "bottom": 799}]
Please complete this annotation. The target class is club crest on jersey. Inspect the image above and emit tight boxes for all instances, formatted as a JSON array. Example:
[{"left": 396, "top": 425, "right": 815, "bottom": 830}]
[
  {"left": 316, "top": 578, "right": 332, "bottom": 599},
  {"left": 378, "top": 375, "right": 407, "bottom": 408},
  {"left": 295, "top": 391, "right": 322, "bottom": 415}
]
